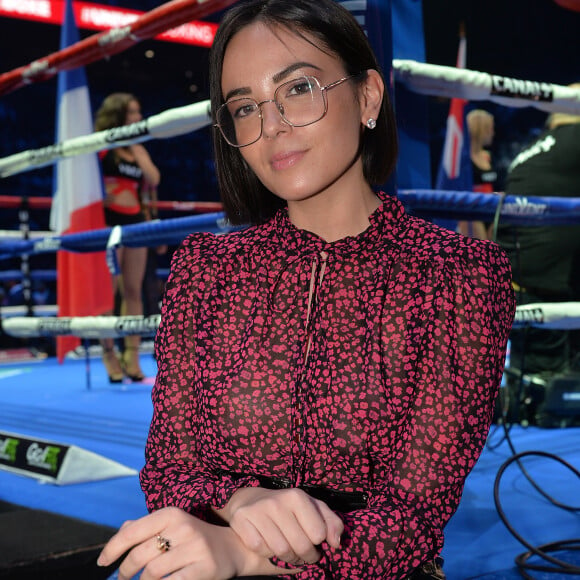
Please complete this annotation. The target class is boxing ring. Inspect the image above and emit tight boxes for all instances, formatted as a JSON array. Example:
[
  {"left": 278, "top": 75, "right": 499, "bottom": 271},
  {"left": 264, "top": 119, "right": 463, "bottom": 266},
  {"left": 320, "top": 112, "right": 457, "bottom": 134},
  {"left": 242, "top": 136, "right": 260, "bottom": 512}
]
[{"left": 0, "top": 1, "right": 579, "bottom": 578}]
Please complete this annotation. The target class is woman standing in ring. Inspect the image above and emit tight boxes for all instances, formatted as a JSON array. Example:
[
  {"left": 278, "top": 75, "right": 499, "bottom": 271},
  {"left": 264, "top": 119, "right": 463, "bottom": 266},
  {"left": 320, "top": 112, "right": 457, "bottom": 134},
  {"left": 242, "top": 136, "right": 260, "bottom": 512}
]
[
  {"left": 97, "top": 1, "right": 515, "bottom": 578},
  {"left": 94, "top": 93, "right": 161, "bottom": 383}
]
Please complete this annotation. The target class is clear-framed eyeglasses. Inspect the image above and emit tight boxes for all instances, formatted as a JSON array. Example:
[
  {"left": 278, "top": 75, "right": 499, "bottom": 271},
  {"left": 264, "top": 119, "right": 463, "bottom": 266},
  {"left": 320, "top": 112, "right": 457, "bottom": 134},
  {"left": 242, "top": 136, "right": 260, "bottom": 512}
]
[{"left": 214, "top": 74, "right": 358, "bottom": 148}]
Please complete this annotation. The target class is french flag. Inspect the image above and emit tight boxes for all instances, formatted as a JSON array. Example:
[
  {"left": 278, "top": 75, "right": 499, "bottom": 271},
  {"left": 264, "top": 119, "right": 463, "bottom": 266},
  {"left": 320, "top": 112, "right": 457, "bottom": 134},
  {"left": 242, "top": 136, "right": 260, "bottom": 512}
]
[
  {"left": 50, "top": 0, "right": 113, "bottom": 362},
  {"left": 435, "top": 31, "right": 472, "bottom": 192}
]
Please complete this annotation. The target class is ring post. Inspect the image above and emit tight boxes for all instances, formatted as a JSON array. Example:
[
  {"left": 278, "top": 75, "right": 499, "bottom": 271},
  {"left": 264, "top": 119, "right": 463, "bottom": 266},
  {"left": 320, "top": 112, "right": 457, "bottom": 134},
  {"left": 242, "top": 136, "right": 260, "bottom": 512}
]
[
  {"left": 18, "top": 197, "right": 33, "bottom": 318},
  {"left": 83, "top": 337, "right": 91, "bottom": 390}
]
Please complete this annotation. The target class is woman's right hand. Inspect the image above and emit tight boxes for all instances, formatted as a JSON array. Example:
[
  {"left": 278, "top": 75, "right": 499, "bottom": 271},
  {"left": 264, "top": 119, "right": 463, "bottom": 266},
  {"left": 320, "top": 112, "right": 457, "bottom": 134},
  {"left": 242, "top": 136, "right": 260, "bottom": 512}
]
[{"left": 217, "top": 487, "right": 344, "bottom": 566}]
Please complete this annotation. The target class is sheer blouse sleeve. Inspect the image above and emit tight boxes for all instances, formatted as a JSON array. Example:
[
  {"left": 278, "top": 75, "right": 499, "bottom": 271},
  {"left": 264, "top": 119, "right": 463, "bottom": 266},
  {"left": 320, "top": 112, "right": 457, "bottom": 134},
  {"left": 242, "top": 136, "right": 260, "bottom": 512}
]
[
  {"left": 278, "top": 240, "right": 515, "bottom": 579},
  {"left": 139, "top": 234, "right": 260, "bottom": 516}
]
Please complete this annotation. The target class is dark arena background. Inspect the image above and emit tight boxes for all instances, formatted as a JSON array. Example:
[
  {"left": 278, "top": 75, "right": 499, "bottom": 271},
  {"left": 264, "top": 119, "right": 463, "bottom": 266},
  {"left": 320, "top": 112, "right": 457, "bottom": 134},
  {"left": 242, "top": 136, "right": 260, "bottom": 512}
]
[{"left": 1, "top": 1, "right": 580, "bottom": 579}]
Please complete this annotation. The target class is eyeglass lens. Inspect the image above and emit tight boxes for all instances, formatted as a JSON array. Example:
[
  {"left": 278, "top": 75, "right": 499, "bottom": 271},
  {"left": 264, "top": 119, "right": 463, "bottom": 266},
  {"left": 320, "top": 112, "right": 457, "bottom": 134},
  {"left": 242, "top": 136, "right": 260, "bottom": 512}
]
[{"left": 217, "top": 76, "right": 326, "bottom": 147}]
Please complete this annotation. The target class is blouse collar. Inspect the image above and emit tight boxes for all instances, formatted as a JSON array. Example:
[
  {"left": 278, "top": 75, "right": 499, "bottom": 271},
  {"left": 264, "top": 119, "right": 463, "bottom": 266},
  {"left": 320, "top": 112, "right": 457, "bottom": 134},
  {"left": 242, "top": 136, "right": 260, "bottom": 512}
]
[{"left": 269, "top": 191, "right": 404, "bottom": 256}]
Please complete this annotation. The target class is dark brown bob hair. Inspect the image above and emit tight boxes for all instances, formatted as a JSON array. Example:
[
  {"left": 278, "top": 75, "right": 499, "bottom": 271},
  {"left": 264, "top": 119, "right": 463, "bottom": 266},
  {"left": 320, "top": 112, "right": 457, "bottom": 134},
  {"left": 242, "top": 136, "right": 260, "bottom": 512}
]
[{"left": 209, "top": 0, "right": 398, "bottom": 225}]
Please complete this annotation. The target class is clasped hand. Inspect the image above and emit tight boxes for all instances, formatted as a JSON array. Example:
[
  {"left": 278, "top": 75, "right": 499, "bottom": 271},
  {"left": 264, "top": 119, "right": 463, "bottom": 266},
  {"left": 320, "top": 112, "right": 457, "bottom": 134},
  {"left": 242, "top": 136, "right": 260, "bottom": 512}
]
[{"left": 97, "top": 487, "right": 344, "bottom": 579}]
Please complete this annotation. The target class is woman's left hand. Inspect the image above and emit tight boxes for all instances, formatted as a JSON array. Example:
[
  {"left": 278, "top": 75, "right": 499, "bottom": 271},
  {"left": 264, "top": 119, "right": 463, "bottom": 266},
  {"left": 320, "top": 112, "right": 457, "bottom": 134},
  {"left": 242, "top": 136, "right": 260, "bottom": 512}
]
[{"left": 97, "top": 506, "right": 248, "bottom": 580}]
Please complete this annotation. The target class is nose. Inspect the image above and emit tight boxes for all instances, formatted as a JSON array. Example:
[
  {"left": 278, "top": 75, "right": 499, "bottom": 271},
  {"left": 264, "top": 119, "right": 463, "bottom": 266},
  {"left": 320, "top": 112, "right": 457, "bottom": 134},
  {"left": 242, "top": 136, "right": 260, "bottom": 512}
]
[{"left": 260, "top": 99, "right": 288, "bottom": 139}]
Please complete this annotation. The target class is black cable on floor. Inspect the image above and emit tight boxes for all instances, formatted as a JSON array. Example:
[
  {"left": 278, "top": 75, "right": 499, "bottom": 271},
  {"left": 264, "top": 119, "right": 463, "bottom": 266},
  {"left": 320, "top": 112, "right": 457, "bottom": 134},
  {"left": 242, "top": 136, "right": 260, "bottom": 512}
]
[{"left": 493, "top": 448, "right": 580, "bottom": 578}]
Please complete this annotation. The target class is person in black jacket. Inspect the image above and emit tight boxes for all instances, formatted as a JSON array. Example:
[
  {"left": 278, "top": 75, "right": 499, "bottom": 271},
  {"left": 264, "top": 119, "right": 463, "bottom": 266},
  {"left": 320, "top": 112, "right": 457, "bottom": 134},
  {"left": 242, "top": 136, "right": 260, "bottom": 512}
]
[{"left": 497, "top": 91, "right": 580, "bottom": 416}]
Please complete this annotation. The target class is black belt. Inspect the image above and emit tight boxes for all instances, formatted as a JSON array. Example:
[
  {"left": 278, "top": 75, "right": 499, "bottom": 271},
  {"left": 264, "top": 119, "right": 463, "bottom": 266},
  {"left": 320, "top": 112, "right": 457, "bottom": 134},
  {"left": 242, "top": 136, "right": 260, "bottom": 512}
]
[{"left": 216, "top": 470, "right": 368, "bottom": 513}]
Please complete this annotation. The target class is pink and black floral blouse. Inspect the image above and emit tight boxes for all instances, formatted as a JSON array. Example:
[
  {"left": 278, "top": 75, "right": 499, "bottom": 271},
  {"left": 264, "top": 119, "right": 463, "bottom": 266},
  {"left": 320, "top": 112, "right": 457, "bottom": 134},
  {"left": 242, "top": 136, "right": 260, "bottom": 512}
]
[{"left": 140, "top": 192, "right": 515, "bottom": 579}]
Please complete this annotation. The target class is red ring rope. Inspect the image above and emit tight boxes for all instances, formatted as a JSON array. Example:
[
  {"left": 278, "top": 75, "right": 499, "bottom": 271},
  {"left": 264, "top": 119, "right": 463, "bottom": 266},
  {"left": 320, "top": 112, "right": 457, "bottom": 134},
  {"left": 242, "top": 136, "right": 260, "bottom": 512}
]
[
  {"left": 0, "top": 195, "right": 223, "bottom": 213},
  {"left": 0, "top": 0, "right": 238, "bottom": 97}
]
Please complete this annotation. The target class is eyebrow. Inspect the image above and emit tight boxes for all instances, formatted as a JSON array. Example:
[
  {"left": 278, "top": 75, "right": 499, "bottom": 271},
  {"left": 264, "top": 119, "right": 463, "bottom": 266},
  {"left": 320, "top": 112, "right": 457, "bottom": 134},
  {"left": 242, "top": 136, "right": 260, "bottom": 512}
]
[{"left": 223, "top": 61, "right": 322, "bottom": 102}]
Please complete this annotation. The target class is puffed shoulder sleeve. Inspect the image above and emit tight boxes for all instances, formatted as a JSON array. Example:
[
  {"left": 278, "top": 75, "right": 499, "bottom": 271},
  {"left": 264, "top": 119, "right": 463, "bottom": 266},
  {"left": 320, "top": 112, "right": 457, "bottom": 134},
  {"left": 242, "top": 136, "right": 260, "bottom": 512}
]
[{"left": 139, "top": 234, "right": 259, "bottom": 516}]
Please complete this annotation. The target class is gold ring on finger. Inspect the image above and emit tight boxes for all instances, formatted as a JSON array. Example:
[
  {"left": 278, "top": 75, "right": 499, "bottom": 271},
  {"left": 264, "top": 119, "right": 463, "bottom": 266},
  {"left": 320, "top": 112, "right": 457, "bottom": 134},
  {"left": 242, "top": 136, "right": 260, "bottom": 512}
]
[{"left": 155, "top": 534, "right": 171, "bottom": 552}]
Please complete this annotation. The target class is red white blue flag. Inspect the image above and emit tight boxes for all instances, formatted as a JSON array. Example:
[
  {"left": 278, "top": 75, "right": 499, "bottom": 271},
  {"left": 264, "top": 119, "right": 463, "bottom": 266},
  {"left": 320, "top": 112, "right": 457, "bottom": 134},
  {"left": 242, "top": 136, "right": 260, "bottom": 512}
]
[
  {"left": 50, "top": 0, "right": 113, "bottom": 362},
  {"left": 435, "top": 31, "right": 472, "bottom": 191}
]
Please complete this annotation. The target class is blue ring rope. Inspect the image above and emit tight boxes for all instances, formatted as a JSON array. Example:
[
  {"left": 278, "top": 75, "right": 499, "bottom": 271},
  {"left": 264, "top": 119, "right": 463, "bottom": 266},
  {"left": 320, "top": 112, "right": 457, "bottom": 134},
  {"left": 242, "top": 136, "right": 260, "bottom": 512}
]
[{"left": 1, "top": 191, "right": 580, "bottom": 260}]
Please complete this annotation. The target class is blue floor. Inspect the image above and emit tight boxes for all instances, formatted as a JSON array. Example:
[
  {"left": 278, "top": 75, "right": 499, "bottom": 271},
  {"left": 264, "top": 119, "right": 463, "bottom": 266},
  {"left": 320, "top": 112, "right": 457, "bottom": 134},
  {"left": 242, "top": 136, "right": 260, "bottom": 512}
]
[{"left": 0, "top": 353, "right": 578, "bottom": 579}]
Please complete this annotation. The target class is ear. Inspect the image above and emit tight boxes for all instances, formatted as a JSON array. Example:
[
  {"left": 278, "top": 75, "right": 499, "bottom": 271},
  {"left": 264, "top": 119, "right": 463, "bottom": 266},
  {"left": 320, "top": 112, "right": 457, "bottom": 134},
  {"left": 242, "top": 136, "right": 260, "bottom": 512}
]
[{"left": 358, "top": 69, "right": 384, "bottom": 127}]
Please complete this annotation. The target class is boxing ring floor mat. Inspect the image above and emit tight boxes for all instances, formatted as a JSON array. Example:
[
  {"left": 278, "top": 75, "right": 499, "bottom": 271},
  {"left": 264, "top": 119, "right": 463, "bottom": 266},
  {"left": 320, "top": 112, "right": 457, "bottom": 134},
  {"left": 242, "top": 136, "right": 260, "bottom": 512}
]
[{"left": 0, "top": 354, "right": 578, "bottom": 580}]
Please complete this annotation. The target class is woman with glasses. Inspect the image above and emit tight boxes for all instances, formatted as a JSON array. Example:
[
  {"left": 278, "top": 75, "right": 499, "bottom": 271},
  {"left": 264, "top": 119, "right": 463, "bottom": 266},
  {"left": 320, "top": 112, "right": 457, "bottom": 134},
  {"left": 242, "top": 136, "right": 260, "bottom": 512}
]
[{"left": 97, "top": 1, "right": 515, "bottom": 578}]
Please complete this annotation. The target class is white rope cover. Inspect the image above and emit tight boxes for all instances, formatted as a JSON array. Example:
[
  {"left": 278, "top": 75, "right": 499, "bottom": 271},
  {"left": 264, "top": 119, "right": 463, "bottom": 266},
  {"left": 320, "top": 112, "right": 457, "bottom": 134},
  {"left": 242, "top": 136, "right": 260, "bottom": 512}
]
[
  {"left": 393, "top": 59, "right": 580, "bottom": 114},
  {"left": 2, "top": 315, "right": 161, "bottom": 339},
  {"left": 3, "top": 303, "right": 580, "bottom": 340},
  {"left": 0, "top": 100, "right": 211, "bottom": 178},
  {"left": 3, "top": 62, "right": 580, "bottom": 179},
  {"left": 512, "top": 302, "right": 580, "bottom": 330}
]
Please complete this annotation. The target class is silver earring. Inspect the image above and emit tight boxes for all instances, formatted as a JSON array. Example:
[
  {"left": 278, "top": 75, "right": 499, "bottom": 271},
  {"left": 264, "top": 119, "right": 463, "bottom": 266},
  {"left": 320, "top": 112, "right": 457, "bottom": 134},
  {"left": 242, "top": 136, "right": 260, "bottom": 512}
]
[{"left": 366, "top": 118, "right": 377, "bottom": 130}]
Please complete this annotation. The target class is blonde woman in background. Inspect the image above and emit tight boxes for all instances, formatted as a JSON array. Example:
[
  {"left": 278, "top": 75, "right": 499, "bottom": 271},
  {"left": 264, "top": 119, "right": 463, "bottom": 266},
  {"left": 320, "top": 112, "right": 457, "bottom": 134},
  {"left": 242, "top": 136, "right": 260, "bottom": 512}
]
[{"left": 458, "top": 109, "right": 498, "bottom": 239}]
